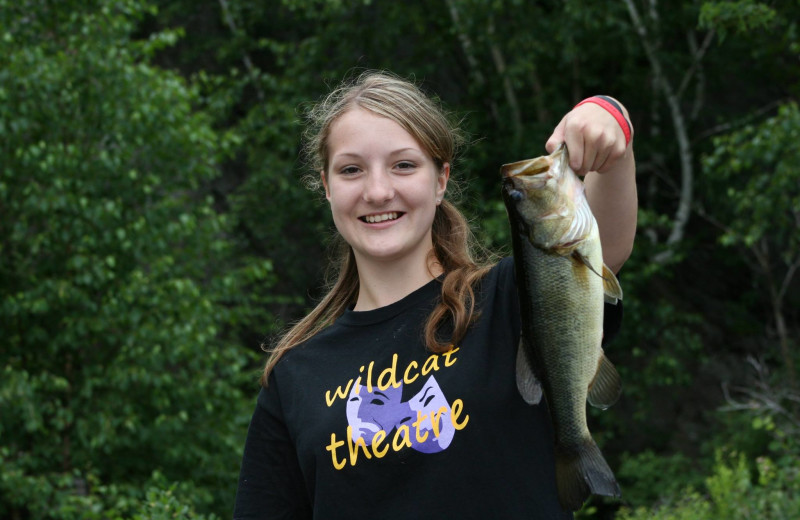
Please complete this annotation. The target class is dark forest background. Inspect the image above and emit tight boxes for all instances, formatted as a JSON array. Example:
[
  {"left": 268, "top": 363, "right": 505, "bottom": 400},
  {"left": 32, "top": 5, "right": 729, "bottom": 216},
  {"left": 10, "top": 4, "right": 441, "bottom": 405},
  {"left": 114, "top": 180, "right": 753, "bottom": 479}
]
[{"left": 1, "top": 0, "right": 799, "bottom": 518}]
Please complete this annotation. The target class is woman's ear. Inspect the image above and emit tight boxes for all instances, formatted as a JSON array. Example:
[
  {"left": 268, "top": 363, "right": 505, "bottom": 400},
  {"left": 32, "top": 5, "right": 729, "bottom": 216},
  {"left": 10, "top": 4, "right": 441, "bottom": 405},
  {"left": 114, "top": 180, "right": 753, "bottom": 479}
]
[
  {"left": 436, "top": 162, "right": 450, "bottom": 203},
  {"left": 321, "top": 170, "right": 331, "bottom": 200}
]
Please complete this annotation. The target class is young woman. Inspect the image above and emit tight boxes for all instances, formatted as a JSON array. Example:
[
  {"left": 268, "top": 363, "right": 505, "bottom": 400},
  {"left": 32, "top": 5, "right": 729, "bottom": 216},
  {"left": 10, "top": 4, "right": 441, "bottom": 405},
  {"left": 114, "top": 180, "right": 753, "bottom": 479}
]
[{"left": 234, "top": 71, "right": 637, "bottom": 519}]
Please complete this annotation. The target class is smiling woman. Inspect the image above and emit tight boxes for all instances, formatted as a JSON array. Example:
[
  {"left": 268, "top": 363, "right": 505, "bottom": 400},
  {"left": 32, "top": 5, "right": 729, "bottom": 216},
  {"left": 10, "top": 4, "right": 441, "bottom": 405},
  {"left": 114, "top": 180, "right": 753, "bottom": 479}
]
[
  {"left": 234, "top": 71, "right": 637, "bottom": 520},
  {"left": 264, "top": 72, "right": 491, "bottom": 370},
  {"left": 322, "top": 108, "right": 449, "bottom": 309}
]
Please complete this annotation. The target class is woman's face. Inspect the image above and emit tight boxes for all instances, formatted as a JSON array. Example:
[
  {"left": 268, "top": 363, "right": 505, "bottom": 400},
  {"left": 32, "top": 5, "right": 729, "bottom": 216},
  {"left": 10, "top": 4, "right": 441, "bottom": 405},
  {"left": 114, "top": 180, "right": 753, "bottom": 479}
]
[{"left": 323, "top": 108, "right": 448, "bottom": 268}]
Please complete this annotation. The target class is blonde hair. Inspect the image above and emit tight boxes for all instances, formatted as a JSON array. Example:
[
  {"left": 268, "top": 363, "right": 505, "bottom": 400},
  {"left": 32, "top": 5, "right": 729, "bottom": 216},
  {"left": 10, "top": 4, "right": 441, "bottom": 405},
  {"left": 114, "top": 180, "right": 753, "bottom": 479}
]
[{"left": 261, "top": 71, "right": 495, "bottom": 385}]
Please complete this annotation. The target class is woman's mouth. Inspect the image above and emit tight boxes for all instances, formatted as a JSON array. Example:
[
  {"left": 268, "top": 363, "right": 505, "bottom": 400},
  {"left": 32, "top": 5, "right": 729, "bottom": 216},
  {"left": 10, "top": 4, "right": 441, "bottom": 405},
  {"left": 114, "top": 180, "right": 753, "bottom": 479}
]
[{"left": 360, "top": 212, "right": 403, "bottom": 223}]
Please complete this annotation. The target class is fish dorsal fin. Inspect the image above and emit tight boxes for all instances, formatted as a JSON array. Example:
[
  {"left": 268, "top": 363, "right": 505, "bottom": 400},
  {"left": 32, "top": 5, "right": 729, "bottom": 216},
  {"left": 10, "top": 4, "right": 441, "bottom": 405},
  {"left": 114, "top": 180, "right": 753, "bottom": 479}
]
[
  {"left": 587, "top": 351, "right": 622, "bottom": 409},
  {"left": 516, "top": 339, "right": 543, "bottom": 405},
  {"left": 602, "top": 264, "right": 623, "bottom": 304}
]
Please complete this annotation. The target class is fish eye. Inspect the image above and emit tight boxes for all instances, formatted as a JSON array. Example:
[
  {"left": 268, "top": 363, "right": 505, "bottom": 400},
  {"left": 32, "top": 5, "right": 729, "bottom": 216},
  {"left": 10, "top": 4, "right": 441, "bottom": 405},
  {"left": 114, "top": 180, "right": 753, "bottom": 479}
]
[{"left": 510, "top": 189, "right": 524, "bottom": 202}]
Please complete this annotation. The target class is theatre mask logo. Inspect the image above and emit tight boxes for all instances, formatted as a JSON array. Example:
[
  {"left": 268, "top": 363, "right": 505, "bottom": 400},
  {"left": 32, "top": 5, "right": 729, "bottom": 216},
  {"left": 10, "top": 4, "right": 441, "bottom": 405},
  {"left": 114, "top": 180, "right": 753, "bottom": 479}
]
[{"left": 323, "top": 348, "right": 469, "bottom": 469}]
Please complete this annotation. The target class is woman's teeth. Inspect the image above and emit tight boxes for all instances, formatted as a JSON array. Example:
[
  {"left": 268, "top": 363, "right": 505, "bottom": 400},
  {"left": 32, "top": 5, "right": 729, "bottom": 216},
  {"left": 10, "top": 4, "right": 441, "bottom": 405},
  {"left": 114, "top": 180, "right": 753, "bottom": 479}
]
[{"left": 364, "top": 212, "right": 399, "bottom": 223}]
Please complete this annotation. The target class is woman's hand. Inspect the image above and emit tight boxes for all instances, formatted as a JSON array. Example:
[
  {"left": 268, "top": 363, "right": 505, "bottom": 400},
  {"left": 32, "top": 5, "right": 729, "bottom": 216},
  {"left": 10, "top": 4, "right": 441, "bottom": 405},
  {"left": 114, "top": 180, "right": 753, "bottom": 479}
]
[
  {"left": 544, "top": 98, "right": 638, "bottom": 272},
  {"left": 545, "top": 99, "right": 633, "bottom": 177}
]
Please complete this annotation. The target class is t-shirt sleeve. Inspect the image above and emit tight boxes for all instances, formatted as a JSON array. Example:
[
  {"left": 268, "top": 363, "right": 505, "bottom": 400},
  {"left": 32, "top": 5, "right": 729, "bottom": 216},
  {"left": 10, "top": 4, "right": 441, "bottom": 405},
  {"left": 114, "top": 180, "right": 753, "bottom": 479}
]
[{"left": 233, "top": 374, "right": 312, "bottom": 520}]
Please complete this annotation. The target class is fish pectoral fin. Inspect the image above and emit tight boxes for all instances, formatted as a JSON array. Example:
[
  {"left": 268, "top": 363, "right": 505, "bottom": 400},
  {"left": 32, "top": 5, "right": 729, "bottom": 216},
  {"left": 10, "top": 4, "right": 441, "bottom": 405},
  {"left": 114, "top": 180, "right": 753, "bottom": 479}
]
[
  {"left": 602, "top": 264, "right": 624, "bottom": 304},
  {"left": 587, "top": 352, "right": 622, "bottom": 409},
  {"left": 570, "top": 250, "right": 604, "bottom": 276},
  {"left": 569, "top": 255, "right": 624, "bottom": 305},
  {"left": 516, "top": 339, "right": 543, "bottom": 405}
]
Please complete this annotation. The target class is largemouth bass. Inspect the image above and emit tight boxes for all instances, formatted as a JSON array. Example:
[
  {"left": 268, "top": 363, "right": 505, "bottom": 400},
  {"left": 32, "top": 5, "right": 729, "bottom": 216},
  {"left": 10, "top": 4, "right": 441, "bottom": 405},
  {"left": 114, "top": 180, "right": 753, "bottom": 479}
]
[{"left": 501, "top": 144, "right": 623, "bottom": 511}]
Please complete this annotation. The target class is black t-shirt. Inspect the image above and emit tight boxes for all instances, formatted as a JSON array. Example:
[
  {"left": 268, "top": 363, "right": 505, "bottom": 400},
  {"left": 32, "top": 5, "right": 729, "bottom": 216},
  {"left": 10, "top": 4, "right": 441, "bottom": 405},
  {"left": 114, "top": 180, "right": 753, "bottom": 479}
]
[{"left": 234, "top": 258, "right": 621, "bottom": 519}]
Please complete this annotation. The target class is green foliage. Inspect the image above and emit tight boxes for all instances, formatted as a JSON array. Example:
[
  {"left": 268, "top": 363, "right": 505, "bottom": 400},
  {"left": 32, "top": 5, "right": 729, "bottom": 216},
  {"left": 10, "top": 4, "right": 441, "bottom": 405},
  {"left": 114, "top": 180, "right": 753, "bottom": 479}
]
[
  {"left": 615, "top": 386, "right": 800, "bottom": 519},
  {"left": 701, "top": 103, "right": 800, "bottom": 379},
  {"left": 699, "top": 1, "right": 777, "bottom": 40},
  {"left": 2, "top": 0, "right": 800, "bottom": 516},
  {"left": 122, "top": 472, "right": 219, "bottom": 520},
  {"left": 617, "top": 449, "right": 800, "bottom": 520},
  {"left": 0, "top": 0, "right": 271, "bottom": 517},
  {"left": 0, "top": 463, "right": 218, "bottom": 519},
  {"left": 704, "top": 103, "right": 800, "bottom": 256},
  {"left": 616, "top": 450, "right": 702, "bottom": 508}
]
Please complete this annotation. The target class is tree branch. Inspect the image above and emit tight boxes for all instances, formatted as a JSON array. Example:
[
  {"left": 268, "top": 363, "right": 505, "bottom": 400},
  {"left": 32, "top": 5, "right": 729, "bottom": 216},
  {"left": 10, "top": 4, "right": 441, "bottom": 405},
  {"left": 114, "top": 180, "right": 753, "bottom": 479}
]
[
  {"left": 487, "top": 15, "right": 523, "bottom": 143},
  {"left": 444, "top": 0, "right": 500, "bottom": 125},
  {"left": 218, "top": 0, "right": 264, "bottom": 102},
  {"left": 623, "top": 0, "right": 693, "bottom": 263},
  {"left": 527, "top": 69, "right": 550, "bottom": 123},
  {"left": 693, "top": 100, "right": 784, "bottom": 143},
  {"left": 677, "top": 29, "right": 715, "bottom": 101},
  {"left": 777, "top": 254, "right": 800, "bottom": 304},
  {"left": 445, "top": 0, "right": 486, "bottom": 87},
  {"left": 721, "top": 356, "right": 800, "bottom": 432}
]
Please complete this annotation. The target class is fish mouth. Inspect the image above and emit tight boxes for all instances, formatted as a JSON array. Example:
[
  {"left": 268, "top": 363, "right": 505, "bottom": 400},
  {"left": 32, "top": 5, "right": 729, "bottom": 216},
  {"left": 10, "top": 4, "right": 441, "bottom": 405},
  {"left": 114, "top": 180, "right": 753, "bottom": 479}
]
[
  {"left": 500, "top": 156, "right": 554, "bottom": 179},
  {"left": 359, "top": 211, "right": 404, "bottom": 224},
  {"left": 500, "top": 144, "right": 568, "bottom": 180}
]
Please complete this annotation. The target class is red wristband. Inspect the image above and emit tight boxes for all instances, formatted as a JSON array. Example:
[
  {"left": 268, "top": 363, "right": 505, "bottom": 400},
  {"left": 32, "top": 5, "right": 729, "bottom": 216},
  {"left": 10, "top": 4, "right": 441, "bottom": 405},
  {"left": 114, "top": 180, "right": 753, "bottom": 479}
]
[{"left": 574, "top": 96, "right": 632, "bottom": 146}]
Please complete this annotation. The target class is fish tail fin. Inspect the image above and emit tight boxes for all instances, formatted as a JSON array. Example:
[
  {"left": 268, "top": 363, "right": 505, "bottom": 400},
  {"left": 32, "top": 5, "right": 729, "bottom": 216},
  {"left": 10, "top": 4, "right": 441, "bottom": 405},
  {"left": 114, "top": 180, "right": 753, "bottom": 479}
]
[{"left": 555, "top": 439, "right": 621, "bottom": 511}]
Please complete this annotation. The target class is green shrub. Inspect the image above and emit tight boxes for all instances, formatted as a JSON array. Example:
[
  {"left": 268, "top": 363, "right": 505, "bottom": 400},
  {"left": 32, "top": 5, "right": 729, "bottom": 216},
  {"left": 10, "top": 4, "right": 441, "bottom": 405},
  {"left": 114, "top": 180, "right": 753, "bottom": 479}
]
[{"left": 617, "top": 449, "right": 800, "bottom": 520}]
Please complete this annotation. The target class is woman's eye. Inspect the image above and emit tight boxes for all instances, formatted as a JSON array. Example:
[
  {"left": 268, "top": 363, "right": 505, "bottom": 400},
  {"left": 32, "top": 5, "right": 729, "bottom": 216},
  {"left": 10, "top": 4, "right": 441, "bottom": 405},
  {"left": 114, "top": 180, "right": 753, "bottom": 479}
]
[
  {"left": 395, "top": 161, "right": 416, "bottom": 171},
  {"left": 340, "top": 166, "right": 360, "bottom": 175}
]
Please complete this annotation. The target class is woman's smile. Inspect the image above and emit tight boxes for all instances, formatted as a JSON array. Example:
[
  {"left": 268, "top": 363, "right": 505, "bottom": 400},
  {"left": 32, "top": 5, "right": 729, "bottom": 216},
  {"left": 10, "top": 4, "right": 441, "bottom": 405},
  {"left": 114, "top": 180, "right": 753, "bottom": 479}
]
[{"left": 360, "top": 211, "right": 404, "bottom": 224}]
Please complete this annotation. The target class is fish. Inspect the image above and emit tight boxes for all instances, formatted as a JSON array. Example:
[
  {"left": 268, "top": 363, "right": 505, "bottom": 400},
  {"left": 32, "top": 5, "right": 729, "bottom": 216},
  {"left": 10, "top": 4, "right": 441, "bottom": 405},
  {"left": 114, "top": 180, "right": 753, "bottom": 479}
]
[{"left": 501, "top": 143, "right": 624, "bottom": 511}]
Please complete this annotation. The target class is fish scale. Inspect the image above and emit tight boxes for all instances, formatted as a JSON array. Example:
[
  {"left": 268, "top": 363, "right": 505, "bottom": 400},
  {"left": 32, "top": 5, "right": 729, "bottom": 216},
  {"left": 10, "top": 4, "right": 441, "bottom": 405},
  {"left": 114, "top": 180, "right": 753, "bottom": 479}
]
[{"left": 501, "top": 144, "right": 624, "bottom": 511}]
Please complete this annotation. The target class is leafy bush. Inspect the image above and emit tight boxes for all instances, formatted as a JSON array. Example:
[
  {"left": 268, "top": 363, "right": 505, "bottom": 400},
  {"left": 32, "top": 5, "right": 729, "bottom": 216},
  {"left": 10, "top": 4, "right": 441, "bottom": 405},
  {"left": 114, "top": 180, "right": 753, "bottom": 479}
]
[
  {"left": 615, "top": 450, "right": 702, "bottom": 509},
  {"left": 617, "top": 449, "right": 799, "bottom": 520},
  {"left": 0, "top": 1, "right": 270, "bottom": 517}
]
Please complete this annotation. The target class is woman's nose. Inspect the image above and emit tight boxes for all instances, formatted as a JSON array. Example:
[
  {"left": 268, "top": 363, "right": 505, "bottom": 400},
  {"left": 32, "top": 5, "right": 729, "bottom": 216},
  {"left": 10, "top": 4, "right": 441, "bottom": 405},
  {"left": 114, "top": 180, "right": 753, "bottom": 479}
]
[{"left": 362, "top": 170, "right": 394, "bottom": 203}]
